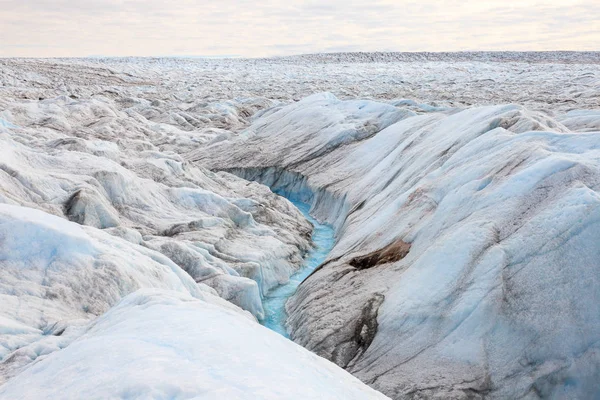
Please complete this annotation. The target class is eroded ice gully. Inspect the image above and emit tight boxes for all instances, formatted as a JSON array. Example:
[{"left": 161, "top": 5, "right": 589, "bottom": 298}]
[
  {"left": 0, "top": 60, "right": 389, "bottom": 399},
  {"left": 1, "top": 56, "right": 600, "bottom": 399},
  {"left": 196, "top": 93, "right": 600, "bottom": 399},
  {"left": 259, "top": 197, "right": 335, "bottom": 337},
  {"left": 223, "top": 169, "right": 339, "bottom": 337}
]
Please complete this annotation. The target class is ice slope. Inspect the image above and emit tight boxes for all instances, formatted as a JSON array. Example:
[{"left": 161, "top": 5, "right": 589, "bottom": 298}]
[
  {"left": 0, "top": 289, "right": 389, "bottom": 400},
  {"left": 0, "top": 94, "right": 313, "bottom": 321},
  {"left": 0, "top": 62, "right": 317, "bottom": 384},
  {"left": 0, "top": 203, "right": 250, "bottom": 383},
  {"left": 559, "top": 109, "right": 600, "bottom": 132},
  {"left": 195, "top": 93, "right": 600, "bottom": 399}
]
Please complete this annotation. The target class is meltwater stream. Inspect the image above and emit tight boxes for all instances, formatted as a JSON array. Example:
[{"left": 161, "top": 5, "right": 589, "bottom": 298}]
[{"left": 260, "top": 198, "right": 335, "bottom": 338}]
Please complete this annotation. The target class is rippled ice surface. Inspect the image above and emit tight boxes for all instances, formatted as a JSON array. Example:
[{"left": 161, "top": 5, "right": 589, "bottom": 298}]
[{"left": 261, "top": 199, "right": 335, "bottom": 337}]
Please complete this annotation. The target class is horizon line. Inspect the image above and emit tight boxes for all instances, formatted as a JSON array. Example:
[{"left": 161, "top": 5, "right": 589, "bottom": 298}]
[{"left": 1, "top": 50, "right": 600, "bottom": 61}]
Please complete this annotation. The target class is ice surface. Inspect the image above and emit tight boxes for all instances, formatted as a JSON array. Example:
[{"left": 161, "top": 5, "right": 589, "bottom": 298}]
[
  {"left": 0, "top": 290, "right": 389, "bottom": 400},
  {"left": 0, "top": 59, "right": 326, "bottom": 385},
  {"left": 0, "top": 89, "right": 314, "bottom": 325},
  {"left": 0, "top": 54, "right": 599, "bottom": 399},
  {"left": 199, "top": 92, "right": 600, "bottom": 398},
  {"left": 0, "top": 203, "right": 249, "bottom": 381},
  {"left": 0, "top": 118, "right": 16, "bottom": 129}
]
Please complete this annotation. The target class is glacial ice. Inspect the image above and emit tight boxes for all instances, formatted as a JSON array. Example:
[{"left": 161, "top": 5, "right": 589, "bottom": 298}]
[
  {"left": 0, "top": 54, "right": 599, "bottom": 399},
  {"left": 0, "top": 59, "right": 323, "bottom": 389},
  {"left": 0, "top": 290, "right": 389, "bottom": 400},
  {"left": 0, "top": 118, "right": 16, "bottom": 129},
  {"left": 0, "top": 202, "right": 233, "bottom": 380},
  {"left": 0, "top": 92, "right": 313, "bottom": 323},
  {"left": 198, "top": 92, "right": 600, "bottom": 398}
]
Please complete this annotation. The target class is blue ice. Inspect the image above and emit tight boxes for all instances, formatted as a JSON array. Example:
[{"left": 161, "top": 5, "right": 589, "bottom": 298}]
[
  {"left": 0, "top": 118, "right": 17, "bottom": 129},
  {"left": 260, "top": 198, "right": 335, "bottom": 338}
]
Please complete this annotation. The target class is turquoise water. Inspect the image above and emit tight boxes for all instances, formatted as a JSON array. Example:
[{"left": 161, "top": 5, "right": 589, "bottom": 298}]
[{"left": 260, "top": 198, "right": 335, "bottom": 338}]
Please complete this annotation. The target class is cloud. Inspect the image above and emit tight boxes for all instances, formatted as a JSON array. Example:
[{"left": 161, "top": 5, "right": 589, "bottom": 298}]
[{"left": 0, "top": 0, "right": 598, "bottom": 57}]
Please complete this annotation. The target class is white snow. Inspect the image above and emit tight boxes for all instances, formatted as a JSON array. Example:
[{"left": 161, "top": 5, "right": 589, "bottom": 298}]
[
  {"left": 0, "top": 203, "right": 253, "bottom": 379},
  {"left": 0, "top": 289, "right": 388, "bottom": 400}
]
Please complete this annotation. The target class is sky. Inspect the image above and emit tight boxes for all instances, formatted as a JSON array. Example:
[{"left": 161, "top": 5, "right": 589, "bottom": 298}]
[{"left": 1, "top": 0, "right": 599, "bottom": 58}]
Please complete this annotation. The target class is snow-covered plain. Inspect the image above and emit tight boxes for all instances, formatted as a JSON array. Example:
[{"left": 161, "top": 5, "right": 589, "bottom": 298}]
[{"left": 1, "top": 53, "right": 600, "bottom": 399}]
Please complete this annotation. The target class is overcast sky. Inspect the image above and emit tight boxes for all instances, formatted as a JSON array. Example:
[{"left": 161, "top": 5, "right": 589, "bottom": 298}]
[{"left": 1, "top": 0, "right": 599, "bottom": 57}]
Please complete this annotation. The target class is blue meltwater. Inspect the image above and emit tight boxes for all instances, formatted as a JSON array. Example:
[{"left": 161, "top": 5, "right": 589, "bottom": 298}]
[{"left": 260, "top": 198, "right": 335, "bottom": 338}]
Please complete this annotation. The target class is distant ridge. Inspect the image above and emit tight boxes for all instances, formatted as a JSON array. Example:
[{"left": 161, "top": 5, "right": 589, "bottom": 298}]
[
  {"left": 268, "top": 51, "right": 600, "bottom": 64},
  {"left": 4, "top": 51, "right": 598, "bottom": 64}
]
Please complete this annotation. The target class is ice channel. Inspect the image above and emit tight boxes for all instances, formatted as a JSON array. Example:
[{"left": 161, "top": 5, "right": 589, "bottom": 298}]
[{"left": 260, "top": 197, "right": 335, "bottom": 338}]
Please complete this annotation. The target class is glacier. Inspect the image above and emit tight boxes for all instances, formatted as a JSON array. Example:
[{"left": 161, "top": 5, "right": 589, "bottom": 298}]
[
  {"left": 0, "top": 53, "right": 599, "bottom": 399},
  {"left": 195, "top": 92, "right": 600, "bottom": 398}
]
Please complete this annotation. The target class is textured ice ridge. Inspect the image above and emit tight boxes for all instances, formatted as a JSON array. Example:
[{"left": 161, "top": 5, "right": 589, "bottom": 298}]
[
  {"left": 196, "top": 92, "right": 600, "bottom": 399},
  {"left": 1, "top": 55, "right": 600, "bottom": 399}
]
